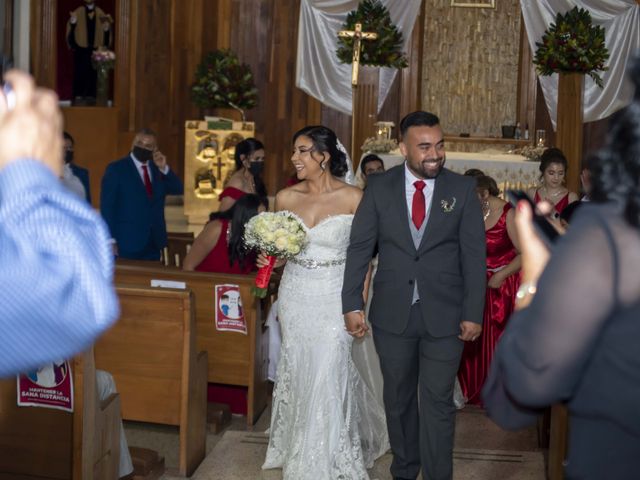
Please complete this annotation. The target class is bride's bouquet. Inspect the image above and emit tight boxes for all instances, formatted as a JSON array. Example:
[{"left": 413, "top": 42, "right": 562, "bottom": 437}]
[{"left": 243, "top": 211, "right": 308, "bottom": 298}]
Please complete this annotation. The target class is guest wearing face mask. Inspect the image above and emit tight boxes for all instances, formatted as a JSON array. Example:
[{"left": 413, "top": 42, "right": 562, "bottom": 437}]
[
  {"left": 100, "top": 128, "right": 183, "bottom": 260},
  {"left": 60, "top": 131, "right": 91, "bottom": 203},
  {"left": 218, "top": 138, "right": 268, "bottom": 211}
]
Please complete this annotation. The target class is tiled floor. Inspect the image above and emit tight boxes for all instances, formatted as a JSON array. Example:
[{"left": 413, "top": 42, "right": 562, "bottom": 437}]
[{"left": 124, "top": 402, "right": 544, "bottom": 479}]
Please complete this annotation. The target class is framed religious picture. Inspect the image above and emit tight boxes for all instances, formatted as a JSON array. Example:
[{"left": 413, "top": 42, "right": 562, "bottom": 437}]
[{"left": 451, "top": 0, "right": 496, "bottom": 8}]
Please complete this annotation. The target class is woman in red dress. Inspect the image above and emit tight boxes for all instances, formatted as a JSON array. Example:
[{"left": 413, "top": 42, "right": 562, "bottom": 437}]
[
  {"left": 183, "top": 194, "right": 266, "bottom": 273},
  {"left": 458, "top": 174, "right": 521, "bottom": 405},
  {"left": 527, "top": 147, "right": 579, "bottom": 217},
  {"left": 218, "top": 138, "right": 268, "bottom": 211}
]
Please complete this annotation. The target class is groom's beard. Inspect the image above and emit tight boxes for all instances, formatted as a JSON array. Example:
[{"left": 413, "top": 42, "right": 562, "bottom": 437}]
[{"left": 411, "top": 154, "right": 446, "bottom": 179}]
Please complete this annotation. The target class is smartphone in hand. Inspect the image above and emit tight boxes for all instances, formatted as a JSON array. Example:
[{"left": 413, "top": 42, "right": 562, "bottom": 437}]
[
  {"left": 506, "top": 189, "right": 560, "bottom": 247},
  {"left": 0, "top": 55, "right": 15, "bottom": 111}
]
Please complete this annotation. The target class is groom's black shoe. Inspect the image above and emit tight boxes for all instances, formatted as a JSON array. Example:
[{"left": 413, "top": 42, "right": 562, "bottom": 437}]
[{"left": 393, "top": 477, "right": 415, "bottom": 480}]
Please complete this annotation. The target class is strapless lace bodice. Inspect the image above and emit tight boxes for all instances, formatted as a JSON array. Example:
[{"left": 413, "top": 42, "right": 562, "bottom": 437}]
[{"left": 292, "top": 214, "right": 353, "bottom": 265}]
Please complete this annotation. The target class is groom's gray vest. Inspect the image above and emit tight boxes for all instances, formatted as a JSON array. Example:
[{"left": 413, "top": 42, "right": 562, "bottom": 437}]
[{"left": 408, "top": 207, "right": 428, "bottom": 304}]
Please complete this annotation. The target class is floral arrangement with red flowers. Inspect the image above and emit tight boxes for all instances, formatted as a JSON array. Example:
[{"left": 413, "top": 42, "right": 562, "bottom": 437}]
[{"left": 533, "top": 7, "right": 609, "bottom": 88}]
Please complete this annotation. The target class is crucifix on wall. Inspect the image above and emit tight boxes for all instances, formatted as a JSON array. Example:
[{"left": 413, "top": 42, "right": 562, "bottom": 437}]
[
  {"left": 338, "top": 22, "right": 380, "bottom": 161},
  {"left": 338, "top": 23, "right": 378, "bottom": 86}
]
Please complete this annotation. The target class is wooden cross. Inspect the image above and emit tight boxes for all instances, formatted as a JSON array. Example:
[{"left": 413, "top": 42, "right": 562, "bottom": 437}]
[
  {"left": 338, "top": 23, "right": 378, "bottom": 86},
  {"left": 213, "top": 155, "right": 226, "bottom": 180}
]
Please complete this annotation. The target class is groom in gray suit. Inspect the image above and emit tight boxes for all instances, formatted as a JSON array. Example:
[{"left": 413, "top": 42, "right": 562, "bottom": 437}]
[{"left": 342, "top": 111, "right": 486, "bottom": 480}]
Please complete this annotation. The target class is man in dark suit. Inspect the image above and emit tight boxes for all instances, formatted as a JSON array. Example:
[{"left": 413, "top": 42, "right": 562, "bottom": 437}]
[
  {"left": 100, "top": 128, "right": 183, "bottom": 260},
  {"left": 63, "top": 132, "right": 92, "bottom": 203},
  {"left": 342, "top": 111, "right": 486, "bottom": 480}
]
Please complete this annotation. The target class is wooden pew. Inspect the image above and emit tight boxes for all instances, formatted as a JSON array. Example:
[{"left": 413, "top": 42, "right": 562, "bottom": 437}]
[
  {"left": 114, "top": 263, "right": 270, "bottom": 427},
  {"left": 162, "top": 232, "right": 195, "bottom": 268},
  {"left": 0, "top": 348, "right": 120, "bottom": 480},
  {"left": 94, "top": 285, "right": 207, "bottom": 477}
]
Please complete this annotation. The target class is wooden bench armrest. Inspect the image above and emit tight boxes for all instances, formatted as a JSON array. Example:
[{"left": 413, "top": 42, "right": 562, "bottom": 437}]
[
  {"left": 181, "top": 350, "right": 208, "bottom": 476},
  {"left": 94, "top": 392, "right": 121, "bottom": 480}
]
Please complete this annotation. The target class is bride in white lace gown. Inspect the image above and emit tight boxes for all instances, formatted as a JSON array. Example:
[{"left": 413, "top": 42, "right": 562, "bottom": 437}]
[{"left": 262, "top": 126, "right": 389, "bottom": 479}]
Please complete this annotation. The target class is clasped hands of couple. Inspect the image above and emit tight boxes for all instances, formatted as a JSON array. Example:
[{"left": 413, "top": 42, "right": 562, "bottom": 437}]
[{"left": 344, "top": 310, "right": 482, "bottom": 342}]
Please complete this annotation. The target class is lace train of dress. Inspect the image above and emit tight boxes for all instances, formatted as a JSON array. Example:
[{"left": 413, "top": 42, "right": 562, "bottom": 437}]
[{"left": 263, "top": 214, "right": 389, "bottom": 479}]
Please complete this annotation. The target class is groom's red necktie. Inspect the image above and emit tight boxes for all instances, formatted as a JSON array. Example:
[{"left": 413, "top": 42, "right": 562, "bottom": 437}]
[{"left": 412, "top": 180, "right": 426, "bottom": 229}]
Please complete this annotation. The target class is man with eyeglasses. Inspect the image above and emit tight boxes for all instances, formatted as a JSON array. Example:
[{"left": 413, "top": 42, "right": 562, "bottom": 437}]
[{"left": 100, "top": 128, "right": 183, "bottom": 260}]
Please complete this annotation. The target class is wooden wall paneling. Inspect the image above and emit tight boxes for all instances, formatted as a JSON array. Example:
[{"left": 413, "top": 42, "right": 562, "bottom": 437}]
[
  {"left": 169, "top": 0, "right": 204, "bottom": 179},
  {"left": 516, "top": 14, "right": 537, "bottom": 138},
  {"left": 260, "top": 0, "right": 321, "bottom": 191},
  {"left": 62, "top": 106, "right": 119, "bottom": 208},
  {"left": 351, "top": 66, "right": 379, "bottom": 161},
  {"left": 114, "top": 0, "right": 134, "bottom": 136},
  {"left": 30, "top": 0, "right": 57, "bottom": 90},
  {"left": 131, "top": 1, "right": 178, "bottom": 172},
  {"left": 2, "top": 0, "right": 13, "bottom": 57},
  {"left": 556, "top": 73, "right": 583, "bottom": 194},
  {"left": 215, "top": 0, "right": 231, "bottom": 49}
]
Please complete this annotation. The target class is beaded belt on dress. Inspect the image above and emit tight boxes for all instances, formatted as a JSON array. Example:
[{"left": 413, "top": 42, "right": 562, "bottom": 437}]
[{"left": 289, "top": 257, "right": 346, "bottom": 269}]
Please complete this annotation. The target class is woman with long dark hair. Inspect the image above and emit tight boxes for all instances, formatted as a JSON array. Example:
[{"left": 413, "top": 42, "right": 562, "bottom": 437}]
[
  {"left": 218, "top": 137, "right": 268, "bottom": 211},
  {"left": 484, "top": 57, "right": 640, "bottom": 478},
  {"left": 183, "top": 194, "right": 266, "bottom": 273}
]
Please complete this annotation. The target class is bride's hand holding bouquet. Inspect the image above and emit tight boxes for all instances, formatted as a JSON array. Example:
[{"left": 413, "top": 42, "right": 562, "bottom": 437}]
[{"left": 244, "top": 211, "right": 307, "bottom": 298}]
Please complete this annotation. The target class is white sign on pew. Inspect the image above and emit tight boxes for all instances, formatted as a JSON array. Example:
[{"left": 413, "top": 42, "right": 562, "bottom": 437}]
[{"left": 151, "top": 279, "right": 187, "bottom": 289}]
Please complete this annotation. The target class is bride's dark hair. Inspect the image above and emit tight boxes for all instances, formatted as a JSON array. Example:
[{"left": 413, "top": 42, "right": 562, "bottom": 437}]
[
  {"left": 292, "top": 125, "right": 348, "bottom": 177},
  {"left": 590, "top": 56, "right": 640, "bottom": 227}
]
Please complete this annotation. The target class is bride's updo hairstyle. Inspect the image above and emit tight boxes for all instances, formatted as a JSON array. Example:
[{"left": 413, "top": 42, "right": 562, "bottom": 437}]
[{"left": 292, "top": 125, "right": 348, "bottom": 177}]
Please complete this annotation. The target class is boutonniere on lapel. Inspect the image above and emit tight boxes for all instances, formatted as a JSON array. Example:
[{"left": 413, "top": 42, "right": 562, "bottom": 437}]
[{"left": 440, "top": 197, "right": 457, "bottom": 213}]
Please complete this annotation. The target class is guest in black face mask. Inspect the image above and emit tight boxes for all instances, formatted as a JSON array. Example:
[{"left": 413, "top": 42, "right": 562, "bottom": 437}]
[
  {"left": 218, "top": 137, "right": 268, "bottom": 211},
  {"left": 60, "top": 131, "right": 92, "bottom": 203},
  {"left": 100, "top": 127, "right": 183, "bottom": 260}
]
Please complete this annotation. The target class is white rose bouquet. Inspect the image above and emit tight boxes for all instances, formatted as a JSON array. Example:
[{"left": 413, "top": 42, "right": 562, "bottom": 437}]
[{"left": 243, "top": 211, "right": 307, "bottom": 297}]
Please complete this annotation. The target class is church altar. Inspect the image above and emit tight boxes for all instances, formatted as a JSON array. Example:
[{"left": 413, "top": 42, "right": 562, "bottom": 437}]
[{"left": 355, "top": 151, "right": 540, "bottom": 194}]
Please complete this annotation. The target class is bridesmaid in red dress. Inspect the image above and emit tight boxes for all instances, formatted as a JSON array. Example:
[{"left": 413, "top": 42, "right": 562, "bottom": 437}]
[
  {"left": 527, "top": 148, "right": 579, "bottom": 218},
  {"left": 218, "top": 138, "right": 268, "bottom": 211},
  {"left": 183, "top": 194, "right": 266, "bottom": 273},
  {"left": 458, "top": 174, "right": 521, "bottom": 405}
]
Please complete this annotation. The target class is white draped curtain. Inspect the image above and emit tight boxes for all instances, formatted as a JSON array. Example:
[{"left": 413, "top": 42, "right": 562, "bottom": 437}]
[
  {"left": 519, "top": 0, "right": 639, "bottom": 128},
  {"left": 297, "top": 0, "right": 422, "bottom": 115}
]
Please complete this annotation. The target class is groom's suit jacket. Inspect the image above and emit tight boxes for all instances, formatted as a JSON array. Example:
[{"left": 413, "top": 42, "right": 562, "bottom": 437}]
[{"left": 343, "top": 165, "right": 486, "bottom": 337}]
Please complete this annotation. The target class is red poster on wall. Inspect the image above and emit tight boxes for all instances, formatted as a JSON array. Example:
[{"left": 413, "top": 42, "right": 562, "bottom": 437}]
[
  {"left": 215, "top": 284, "right": 247, "bottom": 334},
  {"left": 17, "top": 361, "right": 74, "bottom": 412}
]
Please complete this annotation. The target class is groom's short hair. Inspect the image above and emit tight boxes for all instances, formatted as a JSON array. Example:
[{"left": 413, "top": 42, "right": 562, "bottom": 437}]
[{"left": 400, "top": 111, "right": 440, "bottom": 138}]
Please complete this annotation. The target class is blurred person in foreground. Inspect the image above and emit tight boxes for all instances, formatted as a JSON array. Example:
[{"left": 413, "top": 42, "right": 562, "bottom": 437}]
[
  {"left": 483, "top": 57, "right": 640, "bottom": 479},
  {"left": 0, "top": 70, "right": 118, "bottom": 378}
]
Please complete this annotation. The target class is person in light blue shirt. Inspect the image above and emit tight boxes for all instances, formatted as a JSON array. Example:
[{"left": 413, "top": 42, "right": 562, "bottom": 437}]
[{"left": 0, "top": 70, "right": 119, "bottom": 378}]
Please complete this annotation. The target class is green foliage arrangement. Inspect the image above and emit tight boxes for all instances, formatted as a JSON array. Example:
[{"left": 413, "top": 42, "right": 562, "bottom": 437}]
[
  {"left": 336, "top": 0, "right": 408, "bottom": 69},
  {"left": 533, "top": 7, "right": 609, "bottom": 88},
  {"left": 191, "top": 50, "right": 258, "bottom": 119}
]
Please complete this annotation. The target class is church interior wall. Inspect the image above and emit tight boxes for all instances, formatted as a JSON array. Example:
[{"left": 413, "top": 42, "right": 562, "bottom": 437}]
[{"left": 421, "top": 0, "right": 522, "bottom": 139}]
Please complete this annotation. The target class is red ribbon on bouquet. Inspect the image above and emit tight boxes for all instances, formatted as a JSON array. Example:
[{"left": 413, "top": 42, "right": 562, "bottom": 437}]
[{"left": 252, "top": 255, "right": 276, "bottom": 298}]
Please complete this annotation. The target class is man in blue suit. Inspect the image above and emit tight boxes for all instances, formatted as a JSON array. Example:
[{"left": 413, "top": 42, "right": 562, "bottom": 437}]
[
  {"left": 63, "top": 131, "right": 92, "bottom": 203},
  {"left": 100, "top": 128, "right": 183, "bottom": 260}
]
